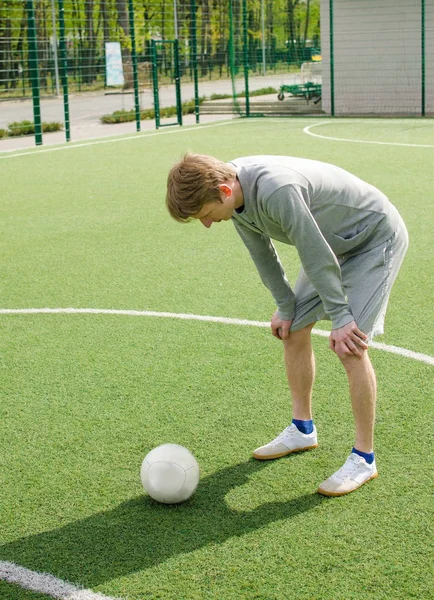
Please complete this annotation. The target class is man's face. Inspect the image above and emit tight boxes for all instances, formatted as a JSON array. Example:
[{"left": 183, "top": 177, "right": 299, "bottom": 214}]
[{"left": 192, "top": 183, "right": 235, "bottom": 228}]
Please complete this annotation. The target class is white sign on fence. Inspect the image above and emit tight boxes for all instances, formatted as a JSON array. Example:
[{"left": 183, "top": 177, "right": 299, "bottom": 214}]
[{"left": 105, "top": 42, "right": 124, "bottom": 86}]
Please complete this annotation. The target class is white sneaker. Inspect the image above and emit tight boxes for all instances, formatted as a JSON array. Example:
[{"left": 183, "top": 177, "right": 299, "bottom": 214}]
[
  {"left": 253, "top": 423, "right": 318, "bottom": 460},
  {"left": 318, "top": 453, "right": 378, "bottom": 497}
]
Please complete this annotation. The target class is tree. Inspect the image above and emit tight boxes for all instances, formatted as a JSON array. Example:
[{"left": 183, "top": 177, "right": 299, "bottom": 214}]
[
  {"left": 0, "top": 0, "right": 321, "bottom": 96},
  {"left": 0, "top": 0, "right": 27, "bottom": 91},
  {"left": 115, "top": 0, "right": 133, "bottom": 87}
]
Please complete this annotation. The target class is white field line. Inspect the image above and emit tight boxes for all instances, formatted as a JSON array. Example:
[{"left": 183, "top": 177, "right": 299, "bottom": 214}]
[
  {"left": 0, "top": 561, "right": 123, "bottom": 600},
  {"left": 0, "top": 118, "right": 314, "bottom": 155},
  {"left": 0, "top": 117, "right": 317, "bottom": 156},
  {"left": 303, "top": 121, "right": 434, "bottom": 148},
  {"left": 0, "top": 119, "right": 238, "bottom": 159},
  {"left": 1, "top": 307, "right": 433, "bottom": 366},
  {"left": 3, "top": 117, "right": 430, "bottom": 158}
]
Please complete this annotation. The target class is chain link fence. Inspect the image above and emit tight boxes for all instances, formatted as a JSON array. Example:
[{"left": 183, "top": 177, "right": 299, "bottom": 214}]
[
  {"left": 1, "top": 0, "right": 320, "bottom": 94},
  {"left": 1, "top": 1, "right": 432, "bottom": 146},
  {"left": 0, "top": 0, "right": 322, "bottom": 143}
]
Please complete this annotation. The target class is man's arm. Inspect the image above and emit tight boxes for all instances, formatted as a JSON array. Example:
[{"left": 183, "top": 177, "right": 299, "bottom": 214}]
[
  {"left": 266, "top": 184, "right": 354, "bottom": 330},
  {"left": 233, "top": 220, "right": 296, "bottom": 321}
]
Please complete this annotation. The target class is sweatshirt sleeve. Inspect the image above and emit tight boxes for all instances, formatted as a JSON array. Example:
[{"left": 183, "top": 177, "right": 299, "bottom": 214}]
[
  {"left": 265, "top": 184, "right": 354, "bottom": 329},
  {"left": 233, "top": 219, "right": 296, "bottom": 320}
]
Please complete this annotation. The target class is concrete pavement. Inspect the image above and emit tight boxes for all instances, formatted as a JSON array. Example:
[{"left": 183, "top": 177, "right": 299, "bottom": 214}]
[
  {"left": 0, "top": 72, "right": 304, "bottom": 151},
  {"left": 0, "top": 112, "right": 236, "bottom": 152}
]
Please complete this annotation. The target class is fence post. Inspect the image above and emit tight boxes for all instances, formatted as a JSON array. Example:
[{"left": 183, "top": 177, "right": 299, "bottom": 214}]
[
  {"left": 127, "top": 0, "right": 141, "bottom": 132},
  {"left": 58, "top": 0, "right": 70, "bottom": 142},
  {"left": 151, "top": 41, "right": 160, "bottom": 129},
  {"left": 329, "top": 0, "right": 335, "bottom": 116},
  {"left": 26, "top": 0, "right": 43, "bottom": 145},
  {"left": 242, "top": 0, "right": 250, "bottom": 116},
  {"left": 421, "top": 0, "right": 425, "bottom": 116},
  {"left": 191, "top": 0, "right": 199, "bottom": 123},
  {"left": 228, "top": 0, "right": 238, "bottom": 113},
  {"left": 174, "top": 39, "right": 182, "bottom": 126},
  {"left": 50, "top": 0, "right": 60, "bottom": 96}
]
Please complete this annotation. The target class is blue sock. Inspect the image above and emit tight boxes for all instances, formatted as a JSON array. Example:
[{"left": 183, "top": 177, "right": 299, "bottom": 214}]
[
  {"left": 292, "top": 419, "right": 314, "bottom": 434},
  {"left": 352, "top": 447, "right": 375, "bottom": 464}
]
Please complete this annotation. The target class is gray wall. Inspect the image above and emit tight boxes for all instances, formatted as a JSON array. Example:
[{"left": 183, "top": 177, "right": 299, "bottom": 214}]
[{"left": 320, "top": 0, "right": 434, "bottom": 116}]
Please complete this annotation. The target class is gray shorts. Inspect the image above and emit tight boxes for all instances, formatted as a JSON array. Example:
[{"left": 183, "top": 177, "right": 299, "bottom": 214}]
[{"left": 290, "top": 216, "right": 409, "bottom": 340}]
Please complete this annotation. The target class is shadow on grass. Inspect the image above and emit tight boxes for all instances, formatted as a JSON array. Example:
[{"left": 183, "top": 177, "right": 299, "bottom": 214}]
[{"left": 1, "top": 459, "right": 323, "bottom": 587}]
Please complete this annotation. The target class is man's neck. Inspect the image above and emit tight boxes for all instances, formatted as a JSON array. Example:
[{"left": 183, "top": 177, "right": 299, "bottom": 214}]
[{"left": 233, "top": 178, "right": 244, "bottom": 210}]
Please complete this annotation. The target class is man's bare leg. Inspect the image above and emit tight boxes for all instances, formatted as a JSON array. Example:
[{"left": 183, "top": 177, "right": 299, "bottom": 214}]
[
  {"left": 282, "top": 323, "right": 316, "bottom": 420},
  {"left": 340, "top": 351, "right": 377, "bottom": 453},
  {"left": 318, "top": 349, "right": 378, "bottom": 496},
  {"left": 253, "top": 323, "right": 318, "bottom": 460}
]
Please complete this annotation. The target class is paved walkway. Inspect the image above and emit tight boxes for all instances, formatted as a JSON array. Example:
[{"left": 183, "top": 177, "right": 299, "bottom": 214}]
[
  {"left": 0, "top": 72, "right": 306, "bottom": 151},
  {"left": 0, "top": 112, "right": 235, "bottom": 152}
]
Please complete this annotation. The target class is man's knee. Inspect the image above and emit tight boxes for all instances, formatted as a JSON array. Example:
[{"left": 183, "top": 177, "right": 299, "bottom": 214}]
[
  {"left": 337, "top": 349, "right": 369, "bottom": 372},
  {"left": 284, "top": 323, "right": 315, "bottom": 349}
]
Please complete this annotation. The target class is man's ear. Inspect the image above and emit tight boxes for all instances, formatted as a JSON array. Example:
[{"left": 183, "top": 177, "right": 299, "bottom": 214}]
[{"left": 218, "top": 183, "right": 233, "bottom": 198}]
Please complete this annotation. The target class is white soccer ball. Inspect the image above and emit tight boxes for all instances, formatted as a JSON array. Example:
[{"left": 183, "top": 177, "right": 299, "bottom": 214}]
[{"left": 140, "top": 443, "right": 200, "bottom": 504}]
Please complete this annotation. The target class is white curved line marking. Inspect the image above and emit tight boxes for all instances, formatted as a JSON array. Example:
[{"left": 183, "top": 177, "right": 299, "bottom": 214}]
[
  {"left": 303, "top": 121, "right": 434, "bottom": 148},
  {"left": 0, "top": 560, "right": 122, "bottom": 599},
  {"left": 1, "top": 308, "right": 433, "bottom": 366}
]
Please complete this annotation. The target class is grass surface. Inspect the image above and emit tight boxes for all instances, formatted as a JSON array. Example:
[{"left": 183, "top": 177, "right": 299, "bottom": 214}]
[{"left": 1, "top": 118, "right": 433, "bottom": 600}]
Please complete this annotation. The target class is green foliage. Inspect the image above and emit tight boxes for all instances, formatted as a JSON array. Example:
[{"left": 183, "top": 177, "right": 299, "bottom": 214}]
[
  {"left": 100, "top": 89, "right": 279, "bottom": 124},
  {"left": 100, "top": 96, "right": 207, "bottom": 123},
  {"left": 7, "top": 120, "right": 35, "bottom": 136},
  {"left": 0, "top": 0, "right": 320, "bottom": 97},
  {"left": 210, "top": 88, "right": 277, "bottom": 101},
  {"left": 239, "top": 87, "right": 278, "bottom": 97},
  {"left": 6, "top": 120, "right": 63, "bottom": 137},
  {"left": 41, "top": 121, "right": 64, "bottom": 133},
  {"left": 210, "top": 93, "right": 232, "bottom": 100},
  {"left": 100, "top": 109, "right": 136, "bottom": 124},
  {"left": 0, "top": 128, "right": 7, "bottom": 138}
]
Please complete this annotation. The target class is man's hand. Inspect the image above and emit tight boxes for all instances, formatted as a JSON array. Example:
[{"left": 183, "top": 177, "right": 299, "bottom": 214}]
[
  {"left": 271, "top": 310, "right": 293, "bottom": 340},
  {"left": 329, "top": 321, "right": 369, "bottom": 359}
]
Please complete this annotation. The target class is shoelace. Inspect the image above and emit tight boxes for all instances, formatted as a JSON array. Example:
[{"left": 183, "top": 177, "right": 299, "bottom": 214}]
[
  {"left": 334, "top": 455, "right": 364, "bottom": 481},
  {"left": 272, "top": 426, "right": 296, "bottom": 445}
]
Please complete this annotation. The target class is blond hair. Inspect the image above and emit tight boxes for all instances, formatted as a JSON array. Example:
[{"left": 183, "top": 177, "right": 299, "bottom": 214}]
[{"left": 166, "top": 153, "right": 237, "bottom": 222}]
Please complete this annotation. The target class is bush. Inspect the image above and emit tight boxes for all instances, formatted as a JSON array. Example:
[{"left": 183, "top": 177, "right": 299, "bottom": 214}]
[
  {"left": 248, "top": 87, "right": 278, "bottom": 97},
  {"left": 210, "top": 88, "right": 276, "bottom": 101},
  {"left": 101, "top": 109, "right": 136, "bottom": 124},
  {"left": 0, "top": 128, "right": 7, "bottom": 138},
  {"left": 210, "top": 93, "right": 232, "bottom": 100},
  {"left": 42, "top": 121, "right": 63, "bottom": 133},
  {"left": 101, "top": 96, "right": 207, "bottom": 124},
  {"left": 7, "top": 120, "right": 63, "bottom": 137},
  {"left": 8, "top": 120, "right": 34, "bottom": 136}
]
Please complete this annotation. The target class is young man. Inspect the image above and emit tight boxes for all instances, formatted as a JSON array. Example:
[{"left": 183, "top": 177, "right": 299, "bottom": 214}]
[{"left": 166, "top": 153, "right": 408, "bottom": 497}]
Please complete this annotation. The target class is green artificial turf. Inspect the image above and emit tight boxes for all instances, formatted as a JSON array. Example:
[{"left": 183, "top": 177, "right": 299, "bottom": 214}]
[
  {"left": 1, "top": 118, "right": 433, "bottom": 600},
  {"left": 0, "top": 581, "right": 51, "bottom": 600}
]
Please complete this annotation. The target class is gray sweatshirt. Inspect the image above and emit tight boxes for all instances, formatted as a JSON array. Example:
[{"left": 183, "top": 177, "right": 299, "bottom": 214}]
[{"left": 230, "top": 156, "right": 401, "bottom": 329}]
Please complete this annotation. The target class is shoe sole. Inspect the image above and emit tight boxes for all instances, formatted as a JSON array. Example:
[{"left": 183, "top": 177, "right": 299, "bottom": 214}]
[
  {"left": 253, "top": 443, "right": 318, "bottom": 460},
  {"left": 317, "top": 472, "right": 378, "bottom": 497}
]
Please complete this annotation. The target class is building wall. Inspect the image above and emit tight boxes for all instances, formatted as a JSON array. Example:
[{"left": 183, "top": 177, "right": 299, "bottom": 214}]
[{"left": 320, "top": 0, "right": 433, "bottom": 116}]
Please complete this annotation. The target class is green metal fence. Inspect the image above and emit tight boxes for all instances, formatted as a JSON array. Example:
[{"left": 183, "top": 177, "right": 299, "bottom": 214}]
[
  {"left": 0, "top": 0, "right": 323, "bottom": 144},
  {"left": 1, "top": 1, "right": 431, "bottom": 146},
  {"left": 1, "top": 1, "right": 319, "bottom": 95}
]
